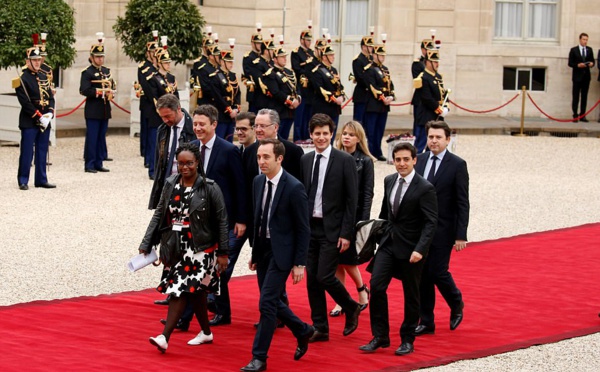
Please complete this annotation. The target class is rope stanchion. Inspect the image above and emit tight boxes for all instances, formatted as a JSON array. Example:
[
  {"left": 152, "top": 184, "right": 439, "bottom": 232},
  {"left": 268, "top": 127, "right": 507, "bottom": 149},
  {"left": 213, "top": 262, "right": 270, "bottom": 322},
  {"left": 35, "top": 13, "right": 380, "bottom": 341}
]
[
  {"left": 389, "top": 101, "right": 411, "bottom": 107},
  {"left": 341, "top": 96, "right": 353, "bottom": 109},
  {"left": 110, "top": 99, "right": 131, "bottom": 115},
  {"left": 449, "top": 94, "right": 519, "bottom": 114},
  {"left": 56, "top": 98, "right": 87, "bottom": 118},
  {"left": 527, "top": 93, "right": 600, "bottom": 122}
]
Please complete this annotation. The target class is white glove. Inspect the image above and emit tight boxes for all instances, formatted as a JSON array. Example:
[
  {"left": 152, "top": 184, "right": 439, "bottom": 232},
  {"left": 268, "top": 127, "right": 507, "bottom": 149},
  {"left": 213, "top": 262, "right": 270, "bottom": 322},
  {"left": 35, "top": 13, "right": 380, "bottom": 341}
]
[
  {"left": 45, "top": 112, "right": 54, "bottom": 120},
  {"left": 441, "top": 107, "right": 449, "bottom": 117},
  {"left": 39, "top": 116, "right": 50, "bottom": 128}
]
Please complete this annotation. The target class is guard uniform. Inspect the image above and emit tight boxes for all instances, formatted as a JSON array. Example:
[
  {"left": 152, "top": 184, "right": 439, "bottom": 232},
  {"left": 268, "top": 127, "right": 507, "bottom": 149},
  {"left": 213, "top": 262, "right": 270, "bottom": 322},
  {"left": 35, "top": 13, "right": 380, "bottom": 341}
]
[
  {"left": 411, "top": 39, "right": 434, "bottom": 151},
  {"left": 190, "top": 37, "right": 215, "bottom": 109},
  {"left": 290, "top": 27, "right": 315, "bottom": 141},
  {"left": 364, "top": 45, "right": 395, "bottom": 160},
  {"left": 79, "top": 35, "right": 115, "bottom": 173},
  {"left": 311, "top": 45, "right": 344, "bottom": 137},
  {"left": 242, "top": 31, "right": 264, "bottom": 113},
  {"left": 14, "top": 46, "right": 55, "bottom": 190},
  {"left": 138, "top": 37, "right": 159, "bottom": 165},
  {"left": 254, "top": 40, "right": 276, "bottom": 112},
  {"left": 351, "top": 35, "right": 374, "bottom": 125},
  {"left": 414, "top": 49, "right": 447, "bottom": 153}
]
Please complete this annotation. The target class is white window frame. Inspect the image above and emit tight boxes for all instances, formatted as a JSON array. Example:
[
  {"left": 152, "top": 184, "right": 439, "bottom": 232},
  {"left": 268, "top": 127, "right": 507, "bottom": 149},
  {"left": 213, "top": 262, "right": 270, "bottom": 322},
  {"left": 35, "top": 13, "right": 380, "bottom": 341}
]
[{"left": 494, "top": 0, "right": 559, "bottom": 42}]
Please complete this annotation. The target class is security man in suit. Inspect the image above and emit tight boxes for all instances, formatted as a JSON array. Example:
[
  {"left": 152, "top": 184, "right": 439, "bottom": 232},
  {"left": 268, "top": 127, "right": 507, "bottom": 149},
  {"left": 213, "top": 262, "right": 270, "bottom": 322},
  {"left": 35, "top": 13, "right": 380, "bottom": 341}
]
[
  {"left": 137, "top": 31, "right": 159, "bottom": 167},
  {"left": 568, "top": 32, "right": 595, "bottom": 122},
  {"left": 413, "top": 48, "right": 448, "bottom": 153},
  {"left": 14, "top": 43, "right": 56, "bottom": 190},
  {"left": 311, "top": 45, "right": 345, "bottom": 139},
  {"left": 291, "top": 22, "right": 316, "bottom": 141},
  {"left": 359, "top": 142, "right": 437, "bottom": 356},
  {"left": 263, "top": 39, "right": 300, "bottom": 140},
  {"left": 364, "top": 42, "right": 395, "bottom": 161},
  {"left": 79, "top": 32, "right": 115, "bottom": 173},
  {"left": 242, "top": 25, "right": 264, "bottom": 114},
  {"left": 411, "top": 38, "right": 434, "bottom": 147},
  {"left": 190, "top": 33, "right": 216, "bottom": 109},
  {"left": 351, "top": 34, "right": 374, "bottom": 125},
  {"left": 414, "top": 120, "right": 469, "bottom": 336}
]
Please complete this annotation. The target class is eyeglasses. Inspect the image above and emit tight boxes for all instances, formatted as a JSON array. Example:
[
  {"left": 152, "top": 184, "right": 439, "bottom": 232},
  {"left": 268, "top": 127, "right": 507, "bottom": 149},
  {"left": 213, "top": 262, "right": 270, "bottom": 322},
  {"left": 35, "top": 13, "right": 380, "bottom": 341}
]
[
  {"left": 177, "top": 161, "right": 197, "bottom": 168},
  {"left": 235, "top": 127, "right": 251, "bottom": 132},
  {"left": 254, "top": 123, "right": 275, "bottom": 130}
]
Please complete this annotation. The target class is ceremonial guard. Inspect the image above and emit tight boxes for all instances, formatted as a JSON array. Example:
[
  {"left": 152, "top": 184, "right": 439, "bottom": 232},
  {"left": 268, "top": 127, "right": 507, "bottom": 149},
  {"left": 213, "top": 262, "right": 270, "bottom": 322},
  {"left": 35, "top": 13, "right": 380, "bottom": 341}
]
[
  {"left": 364, "top": 38, "right": 395, "bottom": 161},
  {"left": 254, "top": 39, "right": 276, "bottom": 112},
  {"left": 413, "top": 47, "right": 448, "bottom": 153},
  {"left": 14, "top": 38, "right": 55, "bottom": 190},
  {"left": 351, "top": 31, "right": 374, "bottom": 125},
  {"left": 36, "top": 33, "right": 56, "bottom": 96},
  {"left": 311, "top": 44, "right": 345, "bottom": 139},
  {"left": 190, "top": 27, "right": 216, "bottom": 110},
  {"left": 137, "top": 30, "right": 159, "bottom": 167},
  {"left": 263, "top": 37, "right": 300, "bottom": 140},
  {"left": 147, "top": 36, "right": 179, "bottom": 179},
  {"left": 79, "top": 32, "right": 116, "bottom": 173},
  {"left": 411, "top": 35, "right": 436, "bottom": 153},
  {"left": 206, "top": 39, "right": 241, "bottom": 142},
  {"left": 242, "top": 24, "right": 264, "bottom": 114},
  {"left": 291, "top": 21, "right": 316, "bottom": 141}
]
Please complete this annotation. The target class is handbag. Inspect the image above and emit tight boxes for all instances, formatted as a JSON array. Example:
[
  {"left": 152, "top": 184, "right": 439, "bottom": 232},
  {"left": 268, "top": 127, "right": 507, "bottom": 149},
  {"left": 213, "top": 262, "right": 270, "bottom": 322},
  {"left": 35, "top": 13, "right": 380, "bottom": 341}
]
[{"left": 159, "top": 229, "right": 181, "bottom": 267}]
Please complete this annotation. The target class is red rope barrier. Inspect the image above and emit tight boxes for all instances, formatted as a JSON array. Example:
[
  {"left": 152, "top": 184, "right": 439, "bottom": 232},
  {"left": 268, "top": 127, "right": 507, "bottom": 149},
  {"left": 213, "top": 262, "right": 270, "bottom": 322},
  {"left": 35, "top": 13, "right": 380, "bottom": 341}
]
[
  {"left": 449, "top": 93, "right": 520, "bottom": 114},
  {"left": 341, "top": 96, "right": 353, "bottom": 109},
  {"left": 389, "top": 101, "right": 412, "bottom": 107},
  {"left": 527, "top": 93, "right": 600, "bottom": 122},
  {"left": 110, "top": 99, "right": 131, "bottom": 115},
  {"left": 56, "top": 98, "right": 87, "bottom": 118}
]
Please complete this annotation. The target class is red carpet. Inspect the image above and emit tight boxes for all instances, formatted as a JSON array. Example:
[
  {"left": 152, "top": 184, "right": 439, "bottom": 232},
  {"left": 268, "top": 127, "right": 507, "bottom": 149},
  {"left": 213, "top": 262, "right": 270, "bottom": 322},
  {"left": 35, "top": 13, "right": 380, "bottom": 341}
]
[{"left": 2, "top": 224, "right": 600, "bottom": 371}]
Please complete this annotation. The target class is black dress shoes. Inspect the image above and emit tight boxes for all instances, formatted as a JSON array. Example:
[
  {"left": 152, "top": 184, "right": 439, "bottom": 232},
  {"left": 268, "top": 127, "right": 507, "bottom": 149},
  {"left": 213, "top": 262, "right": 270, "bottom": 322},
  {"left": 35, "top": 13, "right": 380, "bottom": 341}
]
[
  {"left": 395, "top": 342, "right": 414, "bottom": 356},
  {"left": 241, "top": 358, "right": 267, "bottom": 372},
  {"left": 450, "top": 301, "right": 464, "bottom": 330},
  {"left": 413, "top": 324, "right": 435, "bottom": 336},
  {"left": 580, "top": 117, "right": 589, "bottom": 123},
  {"left": 96, "top": 167, "right": 110, "bottom": 172},
  {"left": 294, "top": 326, "right": 315, "bottom": 360},
  {"left": 358, "top": 337, "right": 391, "bottom": 352},
  {"left": 343, "top": 305, "right": 361, "bottom": 336},
  {"left": 308, "top": 330, "right": 329, "bottom": 343},
  {"left": 35, "top": 183, "right": 56, "bottom": 189},
  {"left": 207, "top": 300, "right": 217, "bottom": 313},
  {"left": 85, "top": 168, "right": 98, "bottom": 173},
  {"left": 209, "top": 314, "right": 231, "bottom": 326},
  {"left": 159, "top": 318, "right": 190, "bottom": 332},
  {"left": 19, "top": 184, "right": 29, "bottom": 190},
  {"left": 105, "top": 157, "right": 113, "bottom": 161},
  {"left": 376, "top": 155, "right": 387, "bottom": 162}
]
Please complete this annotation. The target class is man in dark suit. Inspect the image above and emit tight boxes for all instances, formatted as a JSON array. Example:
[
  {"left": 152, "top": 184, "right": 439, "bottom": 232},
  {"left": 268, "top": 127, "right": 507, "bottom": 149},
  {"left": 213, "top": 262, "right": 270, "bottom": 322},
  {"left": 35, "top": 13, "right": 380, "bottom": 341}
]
[
  {"left": 241, "top": 139, "right": 314, "bottom": 372},
  {"left": 568, "top": 33, "right": 595, "bottom": 122},
  {"left": 300, "top": 113, "right": 361, "bottom": 342},
  {"left": 189, "top": 104, "right": 247, "bottom": 327},
  {"left": 413, "top": 121, "right": 469, "bottom": 336},
  {"left": 359, "top": 142, "right": 437, "bottom": 356}
]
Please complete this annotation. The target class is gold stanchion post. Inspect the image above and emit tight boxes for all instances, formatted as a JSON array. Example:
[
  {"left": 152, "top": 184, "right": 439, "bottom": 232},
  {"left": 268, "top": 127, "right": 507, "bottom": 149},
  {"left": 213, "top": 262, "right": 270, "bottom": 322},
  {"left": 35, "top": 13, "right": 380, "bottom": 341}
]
[{"left": 516, "top": 85, "right": 527, "bottom": 137}]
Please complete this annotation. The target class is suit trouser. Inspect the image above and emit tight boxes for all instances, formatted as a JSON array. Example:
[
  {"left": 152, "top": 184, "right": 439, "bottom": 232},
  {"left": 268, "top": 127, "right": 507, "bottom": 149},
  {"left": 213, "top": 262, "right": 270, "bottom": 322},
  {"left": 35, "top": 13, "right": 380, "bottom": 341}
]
[
  {"left": 364, "top": 112, "right": 387, "bottom": 158},
  {"left": 369, "top": 246, "right": 423, "bottom": 344},
  {"left": 572, "top": 78, "right": 591, "bottom": 116},
  {"left": 213, "top": 230, "right": 247, "bottom": 317},
  {"left": 216, "top": 121, "right": 235, "bottom": 143},
  {"left": 307, "top": 218, "right": 358, "bottom": 333},
  {"left": 293, "top": 101, "right": 312, "bottom": 141},
  {"left": 18, "top": 126, "right": 50, "bottom": 186},
  {"left": 419, "top": 243, "right": 462, "bottom": 327},
  {"left": 146, "top": 126, "right": 157, "bottom": 178},
  {"left": 353, "top": 101, "right": 367, "bottom": 125},
  {"left": 140, "top": 114, "right": 148, "bottom": 159},
  {"left": 252, "top": 243, "right": 310, "bottom": 361},
  {"left": 84, "top": 119, "right": 108, "bottom": 170}
]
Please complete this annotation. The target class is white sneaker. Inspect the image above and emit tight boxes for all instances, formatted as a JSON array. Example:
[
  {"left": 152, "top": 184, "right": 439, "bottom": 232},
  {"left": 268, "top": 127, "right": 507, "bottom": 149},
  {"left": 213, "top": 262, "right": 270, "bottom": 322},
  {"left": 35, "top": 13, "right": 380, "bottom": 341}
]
[
  {"left": 187, "top": 331, "right": 213, "bottom": 345},
  {"left": 149, "top": 334, "right": 168, "bottom": 353}
]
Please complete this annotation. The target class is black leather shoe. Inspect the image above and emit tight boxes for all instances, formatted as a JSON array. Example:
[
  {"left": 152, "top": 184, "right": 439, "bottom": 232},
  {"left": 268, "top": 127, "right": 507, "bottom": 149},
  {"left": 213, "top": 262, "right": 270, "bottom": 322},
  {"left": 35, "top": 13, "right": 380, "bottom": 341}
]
[
  {"left": 85, "top": 168, "right": 98, "bottom": 173},
  {"left": 395, "top": 342, "right": 414, "bottom": 356},
  {"left": 376, "top": 156, "right": 387, "bottom": 162},
  {"left": 19, "top": 184, "right": 29, "bottom": 190},
  {"left": 209, "top": 314, "right": 231, "bottom": 326},
  {"left": 96, "top": 167, "right": 110, "bottom": 172},
  {"left": 294, "top": 326, "right": 314, "bottom": 360},
  {"left": 450, "top": 301, "right": 464, "bottom": 330},
  {"left": 308, "top": 330, "right": 329, "bottom": 343},
  {"left": 207, "top": 300, "right": 216, "bottom": 313},
  {"left": 35, "top": 183, "right": 56, "bottom": 189},
  {"left": 358, "top": 337, "right": 391, "bottom": 352},
  {"left": 104, "top": 157, "right": 113, "bottom": 161},
  {"left": 159, "top": 318, "right": 190, "bottom": 332},
  {"left": 343, "top": 305, "right": 360, "bottom": 336},
  {"left": 413, "top": 324, "right": 435, "bottom": 336},
  {"left": 240, "top": 358, "right": 267, "bottom": 372},
  {"left": 580, "top": 117, "right": 589, "bottom": 122}
]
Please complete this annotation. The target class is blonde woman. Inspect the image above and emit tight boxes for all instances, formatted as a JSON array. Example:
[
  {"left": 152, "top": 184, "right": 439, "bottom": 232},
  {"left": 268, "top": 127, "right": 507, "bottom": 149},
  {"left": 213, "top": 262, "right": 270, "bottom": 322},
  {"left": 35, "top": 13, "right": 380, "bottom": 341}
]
[{"left": 330, "top": 121, "right": 375, "bottom": 316}]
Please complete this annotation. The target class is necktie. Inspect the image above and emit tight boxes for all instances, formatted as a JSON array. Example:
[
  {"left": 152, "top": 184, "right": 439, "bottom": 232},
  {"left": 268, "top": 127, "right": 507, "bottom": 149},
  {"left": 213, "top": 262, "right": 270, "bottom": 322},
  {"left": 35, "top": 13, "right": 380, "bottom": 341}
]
[
  {"left": 392, "top": 177, "right": 404, "bottom": 217},
  {"left": 201, "top": 144, "right": 207, "bottom": 171},
  {"left": 427, "top": 156, "right": 438, "bottom": 182},
  {"left": 260, "top": 180, "right": 273, "bottom": 241},
  {"left": 308, "top": 154, "right": 323, "bottom": 213},
  {"left": 166, "top": 126, "right": 179, "bottom": 175},
  {"left": 582, "top": 47, "right": 586, "bottom": 58}
]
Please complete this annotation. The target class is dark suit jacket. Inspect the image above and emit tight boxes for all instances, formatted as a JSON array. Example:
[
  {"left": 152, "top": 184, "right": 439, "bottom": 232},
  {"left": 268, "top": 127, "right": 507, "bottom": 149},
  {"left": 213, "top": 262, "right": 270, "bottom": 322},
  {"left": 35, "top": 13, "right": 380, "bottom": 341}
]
[
  {"left": 416, "top": 151, "right": 469, "bottom": 249},
  {"left": 252, "top": 170, "right": 310, "bottom": 271},
  {"left": 378, "top": 172, "right": 438, "bottom": 259},
  {"left": 191, "top": 136, "right": 247, "bottom": 229},
  {"left": 568, "top": 45, "right": 595, "bottom": 82},
  {"left": 300, "top": 148, "right": 358, "bottom": 242}
]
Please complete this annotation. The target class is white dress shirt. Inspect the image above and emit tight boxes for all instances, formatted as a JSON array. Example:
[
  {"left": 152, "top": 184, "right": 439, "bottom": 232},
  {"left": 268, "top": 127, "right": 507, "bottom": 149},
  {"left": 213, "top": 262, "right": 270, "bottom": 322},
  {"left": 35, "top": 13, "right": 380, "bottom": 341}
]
[
  {"left": 390, "top": 169, "right": 416, "bottom": 210},
  {"left": 260, "top": 167, "right": 283, "bottom": 238},
  {"left": 423, "top": 149, "right": 447, "bottom": 179},
  {"left": 167, "top": 116, "right": 186, "bottom": 176},
  {"left": 200, "top": 134, "right": 217, "bottom": 172},
  {"left": 312, "top": 145, "right": 332, "bottom": 218}
]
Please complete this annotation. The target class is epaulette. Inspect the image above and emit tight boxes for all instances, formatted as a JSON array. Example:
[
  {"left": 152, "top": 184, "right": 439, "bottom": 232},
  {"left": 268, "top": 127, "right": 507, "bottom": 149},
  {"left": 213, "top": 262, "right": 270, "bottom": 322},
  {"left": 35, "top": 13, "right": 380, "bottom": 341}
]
[
  {"left": 265, "top": 67, "right": 273, "bottom": 75},
  {"left": 413, "top": 58, "right": 420, "bottom": 62},
  {"left": 81, "top": 67, "right": 89, "bottom": 73},
  {"left": 363, "top": 63, "right": 372, "bottom": 71},
  {"left": 12, "top": 77, "right": 21, "bottom": 89},
  {"left": 413, "top": 72, "right": 423, "bottom": 89},
  {"left": 252, "top": 58, "right": 260, "bottom": 64},
  {"left": 193, "top": 56, "right": 202, "bottom": 62},
  {"left": 138, "top": 62, "right": 145, "bottom": 68},
  {"left": 293, "top": 47, "right": 299, "bottom": 53},
  {"left": 244, "top": 51, "right": 251, "bottom": 58},
  {"left": 141, "top": 66, "right": 150, "bottom": 74},
  {"left": 146, "top": 71, "right": 156, "bottom": 80},
  {"left": 353, "top": 54, "right": 360, "bottom": 61},
  {"left": 311, "top": 65, "right": 319, "bottom": 73}
]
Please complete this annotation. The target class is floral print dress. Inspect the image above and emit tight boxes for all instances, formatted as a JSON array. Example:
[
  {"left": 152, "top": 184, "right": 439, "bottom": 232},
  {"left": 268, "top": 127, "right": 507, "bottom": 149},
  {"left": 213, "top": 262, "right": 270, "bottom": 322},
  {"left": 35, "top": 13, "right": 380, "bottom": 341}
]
[{"left": 157, "top": 183, "right": 220, "bottom": 296}]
